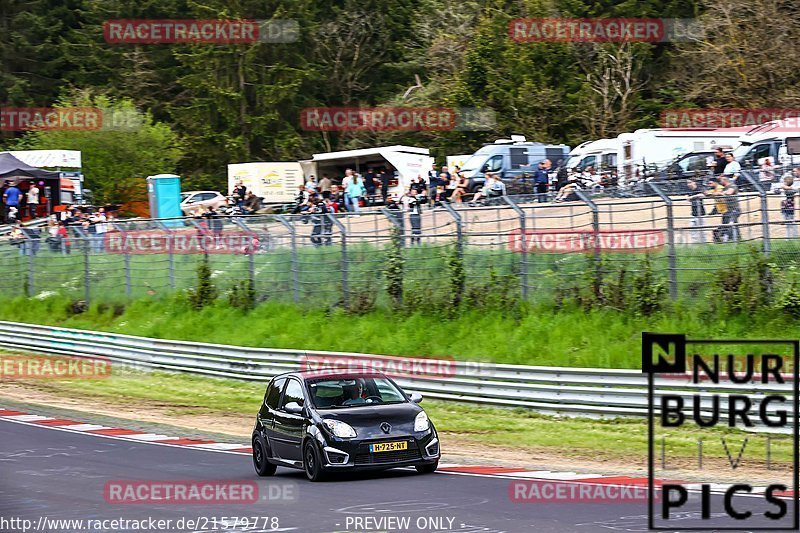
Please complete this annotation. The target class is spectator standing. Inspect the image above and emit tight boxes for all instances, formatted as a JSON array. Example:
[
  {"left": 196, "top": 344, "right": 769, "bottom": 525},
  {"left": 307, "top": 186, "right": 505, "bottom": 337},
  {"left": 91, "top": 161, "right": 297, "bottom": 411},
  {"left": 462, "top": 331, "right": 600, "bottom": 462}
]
[
  {"left": 364, "top": 167, "right": 377, "bottom": 204},
  {"left": 533, "top": 161, "right": 549, "bottom": 203},
  {"left": 719, "top": 176, "right": 741, "bottom": 242},
  {"left": 379, "top": 169, "right": 391, "bottom": 204},
  {"left": 319, "top": 174, "right": 332, "bottom": 199},
  {"left": 712, "top": 148, "right": 726, "bottom": 176},
  {"left": 686, "top": 179, "right": 706, "bottom": 243},
  {"left": 342, "top": 169, "right": 354, "bottom": 190},
  {"left": 91, "top": 209, "right": 108, "bottom": 252},
  {"left": 781, "top": 175, "right": 798, "bottom": 239},
  {"left": 427, "top": 164, "right": 440, "bottom": 207},
  {"left": 3, "top": 182, "right": 21, "bottom": 223},
  {"left": 723, "top": 153, "right": 741, "bottom": 182},
  {"left": 404, "top": 188, "right": 423, "bottom": 245},
  {"left": 26, "top": 181, "right": 39, "bottom": 219},
  {"left": 345, "top": 175, "right": 366, "bottom": 213}
]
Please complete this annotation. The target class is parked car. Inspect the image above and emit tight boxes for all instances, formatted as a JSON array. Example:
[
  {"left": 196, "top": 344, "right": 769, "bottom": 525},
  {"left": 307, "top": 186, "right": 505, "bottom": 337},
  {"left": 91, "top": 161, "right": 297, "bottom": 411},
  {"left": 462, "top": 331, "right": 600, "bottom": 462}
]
[
  {"left": 251, "top": 370, "right": 440, "bottom": 481},
  {"left": 179, "top": 190, "right": 228, "bottom": 215}
]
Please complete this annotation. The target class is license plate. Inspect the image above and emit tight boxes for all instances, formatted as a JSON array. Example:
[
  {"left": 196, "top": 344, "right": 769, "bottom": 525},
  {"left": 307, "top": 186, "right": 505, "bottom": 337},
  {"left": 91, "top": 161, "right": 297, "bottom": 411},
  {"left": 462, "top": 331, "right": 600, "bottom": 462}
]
[{"left": 370, "top": 441, "right": 407, "bottom": 453}]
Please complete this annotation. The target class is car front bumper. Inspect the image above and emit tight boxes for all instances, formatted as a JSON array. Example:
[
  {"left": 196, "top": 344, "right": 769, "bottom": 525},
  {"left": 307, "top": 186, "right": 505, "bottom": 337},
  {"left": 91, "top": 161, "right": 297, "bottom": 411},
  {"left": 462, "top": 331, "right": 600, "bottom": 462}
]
[{"left": 320, "top": 432, "right": 440, "bottom": 470}]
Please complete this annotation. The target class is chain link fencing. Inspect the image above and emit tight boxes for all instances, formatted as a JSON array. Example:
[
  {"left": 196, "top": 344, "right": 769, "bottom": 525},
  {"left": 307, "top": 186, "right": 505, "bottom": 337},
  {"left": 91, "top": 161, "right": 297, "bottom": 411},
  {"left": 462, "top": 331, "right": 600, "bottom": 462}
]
[{"left": 4, "top": 175, "right": 800, "bottom": 308}]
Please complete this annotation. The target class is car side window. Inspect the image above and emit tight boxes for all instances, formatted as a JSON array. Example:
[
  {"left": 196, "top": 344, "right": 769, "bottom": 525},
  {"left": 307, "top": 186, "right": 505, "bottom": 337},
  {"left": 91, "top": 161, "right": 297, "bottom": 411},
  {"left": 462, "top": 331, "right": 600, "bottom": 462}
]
[
  {"left": 486, "top": 155, "right": 503, "bottom": 172},
  {"left": 265, "top": 378, "right": 286, "bottom": 409},
  {"left": 280, "top": 379, "right": 305, "bottom": 410}
]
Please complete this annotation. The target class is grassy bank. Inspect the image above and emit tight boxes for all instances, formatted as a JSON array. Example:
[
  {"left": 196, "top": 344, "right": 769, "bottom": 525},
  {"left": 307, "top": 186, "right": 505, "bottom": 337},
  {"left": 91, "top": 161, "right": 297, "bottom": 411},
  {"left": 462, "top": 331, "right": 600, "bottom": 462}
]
[{"left": 1, "top": 294, "right": 798, "bottom": 368}]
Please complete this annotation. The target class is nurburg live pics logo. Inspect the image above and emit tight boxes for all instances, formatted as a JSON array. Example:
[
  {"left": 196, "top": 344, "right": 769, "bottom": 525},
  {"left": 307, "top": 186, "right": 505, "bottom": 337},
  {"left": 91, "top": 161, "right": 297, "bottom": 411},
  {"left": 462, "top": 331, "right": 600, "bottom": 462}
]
[{"left": 642, "top": 332, "right": 800, "bottom": 530}]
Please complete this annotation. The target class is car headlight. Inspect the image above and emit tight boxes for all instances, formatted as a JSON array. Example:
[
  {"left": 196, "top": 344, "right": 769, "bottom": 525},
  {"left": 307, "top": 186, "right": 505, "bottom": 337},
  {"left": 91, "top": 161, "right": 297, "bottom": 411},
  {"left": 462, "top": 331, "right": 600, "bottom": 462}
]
[
  {"left": 323, "top": 419, "right": 357, "bottom": 438},
  {"left": 414, "top": 411, "right": 430, "bottom": 432}
]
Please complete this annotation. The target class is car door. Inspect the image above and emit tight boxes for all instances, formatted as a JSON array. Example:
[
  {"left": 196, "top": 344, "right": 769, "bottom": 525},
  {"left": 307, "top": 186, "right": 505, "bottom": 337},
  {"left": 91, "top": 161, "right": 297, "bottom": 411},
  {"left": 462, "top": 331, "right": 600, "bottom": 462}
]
[
  {"left": 260, "top": 377, "right": 286, "bottom": 456},
  {"left": 272, "top": 378, "right": 306, "bottom": 462}
]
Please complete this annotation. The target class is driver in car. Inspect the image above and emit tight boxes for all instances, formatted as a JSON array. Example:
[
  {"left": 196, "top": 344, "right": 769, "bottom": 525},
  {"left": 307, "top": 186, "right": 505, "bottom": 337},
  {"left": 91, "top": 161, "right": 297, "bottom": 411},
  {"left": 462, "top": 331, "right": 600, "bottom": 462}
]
[{"left": 342, "top": 380, "right": 367, "bottom": 406}]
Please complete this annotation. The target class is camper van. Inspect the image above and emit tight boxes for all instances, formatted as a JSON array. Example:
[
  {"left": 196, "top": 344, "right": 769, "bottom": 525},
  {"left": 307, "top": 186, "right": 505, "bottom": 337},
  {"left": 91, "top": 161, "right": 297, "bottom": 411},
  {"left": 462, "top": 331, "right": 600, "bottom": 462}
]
[
  {"left": 567, "top": 127, "right": 749, "bottom": 184},
  {"left": 459, "top": 136, "right": 570, "bottom": 192},
  {"left": 732, "top": 119, "right": 800, "bottom": 170}
]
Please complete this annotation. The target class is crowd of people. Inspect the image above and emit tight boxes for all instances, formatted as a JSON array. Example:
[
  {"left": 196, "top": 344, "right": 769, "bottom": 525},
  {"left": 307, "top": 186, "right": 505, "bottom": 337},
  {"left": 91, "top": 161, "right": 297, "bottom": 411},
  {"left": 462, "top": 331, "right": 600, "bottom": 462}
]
[
  {"left": 1, "top": 179, "right": 45, "bottom": 223},
  {"left": 8, "top": 205, "right": 112, "bottom": 255}
]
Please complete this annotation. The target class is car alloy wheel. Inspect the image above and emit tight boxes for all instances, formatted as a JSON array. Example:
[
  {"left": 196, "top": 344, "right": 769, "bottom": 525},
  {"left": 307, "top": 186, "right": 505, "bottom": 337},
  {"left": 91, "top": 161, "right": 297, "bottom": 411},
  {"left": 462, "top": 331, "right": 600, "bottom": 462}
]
[
  {"left": 252, "top": 435, "right": 276, "bottom": 476},
  {"left": 303, "top": 441, "right": 326, "bottom": 482}
]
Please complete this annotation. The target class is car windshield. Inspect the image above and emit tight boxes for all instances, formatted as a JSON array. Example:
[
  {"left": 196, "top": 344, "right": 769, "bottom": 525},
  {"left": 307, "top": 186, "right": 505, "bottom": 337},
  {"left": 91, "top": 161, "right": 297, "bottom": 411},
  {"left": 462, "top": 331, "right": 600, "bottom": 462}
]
[
  {"left": 308, "top": 376, "right": 407, "bottom": 409},
  {"left": 460, "top": 154, "right": 487, "bottom": 172},
  {"left": 180, "top": 192, "right": 191, "bottom": 201}
]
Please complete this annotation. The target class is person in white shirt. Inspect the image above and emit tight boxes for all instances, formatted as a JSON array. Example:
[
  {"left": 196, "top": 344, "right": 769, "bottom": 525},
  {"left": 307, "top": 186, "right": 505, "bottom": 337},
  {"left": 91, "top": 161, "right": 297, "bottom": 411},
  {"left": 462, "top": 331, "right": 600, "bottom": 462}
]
[
  {"left": 341, "top": 169, "right": 354, "bottom": 189},
  {"left": 26, "top": 182, "right": 40, "bottom": 218},
  {"left": 723, "top": 153, "right": 741, "bottom": 179},
  {"left": 305, "top": 175, "right": 318, "bottom": 193}
]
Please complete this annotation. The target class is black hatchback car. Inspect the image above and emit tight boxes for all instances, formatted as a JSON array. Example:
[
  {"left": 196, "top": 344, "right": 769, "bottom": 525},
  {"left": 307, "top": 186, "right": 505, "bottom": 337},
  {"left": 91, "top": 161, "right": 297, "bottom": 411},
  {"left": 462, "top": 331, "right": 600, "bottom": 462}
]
[{"left": 251, "top": 370, "right": 440, "bottom": 481}]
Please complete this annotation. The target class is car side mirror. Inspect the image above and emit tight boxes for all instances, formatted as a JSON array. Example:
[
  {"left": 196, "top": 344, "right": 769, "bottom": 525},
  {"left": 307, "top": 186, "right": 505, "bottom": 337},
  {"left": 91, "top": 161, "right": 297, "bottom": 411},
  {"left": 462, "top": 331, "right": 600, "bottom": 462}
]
[
  {"left": 481, "top": 164, "right": 489, "bottom": 172},
  {"left": 284, "top": 402, "right": 303, "bottom": 414},
  {"left": 409, "top": 392, "right": 423, "bottom": 404}
]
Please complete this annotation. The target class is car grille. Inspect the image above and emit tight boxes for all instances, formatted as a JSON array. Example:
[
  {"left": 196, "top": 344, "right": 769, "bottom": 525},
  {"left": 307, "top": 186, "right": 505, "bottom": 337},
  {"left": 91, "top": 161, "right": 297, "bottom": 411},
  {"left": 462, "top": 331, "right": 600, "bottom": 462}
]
[{"left": 354, "top": 439, "right": 421, "bottom": 465}]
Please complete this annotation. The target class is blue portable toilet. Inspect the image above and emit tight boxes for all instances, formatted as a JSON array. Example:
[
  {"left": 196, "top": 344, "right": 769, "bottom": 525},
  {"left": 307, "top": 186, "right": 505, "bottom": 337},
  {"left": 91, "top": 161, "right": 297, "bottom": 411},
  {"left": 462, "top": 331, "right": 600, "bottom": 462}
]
[{"left": 146, "top": 174, "right": 182, "bottom": 227}]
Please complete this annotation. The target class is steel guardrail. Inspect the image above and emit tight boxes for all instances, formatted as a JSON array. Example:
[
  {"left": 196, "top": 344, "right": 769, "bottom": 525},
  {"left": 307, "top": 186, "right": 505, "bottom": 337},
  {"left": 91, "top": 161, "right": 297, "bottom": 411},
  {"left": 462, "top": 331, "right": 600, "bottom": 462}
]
[{"left": 0, "top": 321, "right": 791, "bottom": 431}]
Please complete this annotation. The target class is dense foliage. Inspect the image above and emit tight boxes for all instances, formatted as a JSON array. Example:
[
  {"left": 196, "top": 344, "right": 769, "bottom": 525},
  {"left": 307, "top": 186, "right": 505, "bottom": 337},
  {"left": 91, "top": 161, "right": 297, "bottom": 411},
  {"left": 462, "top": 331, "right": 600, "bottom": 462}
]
[{"left": 2, "top": 0, "right": 799, "bottom": 201}]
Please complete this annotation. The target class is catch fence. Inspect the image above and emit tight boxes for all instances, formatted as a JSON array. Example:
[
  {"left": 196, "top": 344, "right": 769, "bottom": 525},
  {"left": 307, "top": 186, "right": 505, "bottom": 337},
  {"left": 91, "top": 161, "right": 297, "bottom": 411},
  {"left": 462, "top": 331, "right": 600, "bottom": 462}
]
[{"left": 3, "top": 179, "right": 800, "bottom": 307}]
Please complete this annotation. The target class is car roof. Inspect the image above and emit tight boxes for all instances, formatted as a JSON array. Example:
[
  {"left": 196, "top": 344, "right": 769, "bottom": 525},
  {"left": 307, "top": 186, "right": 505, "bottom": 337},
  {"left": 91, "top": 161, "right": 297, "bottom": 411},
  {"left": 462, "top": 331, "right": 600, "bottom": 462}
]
[{"left": 273, "top": 370, "right": 390, "bottom": 382}]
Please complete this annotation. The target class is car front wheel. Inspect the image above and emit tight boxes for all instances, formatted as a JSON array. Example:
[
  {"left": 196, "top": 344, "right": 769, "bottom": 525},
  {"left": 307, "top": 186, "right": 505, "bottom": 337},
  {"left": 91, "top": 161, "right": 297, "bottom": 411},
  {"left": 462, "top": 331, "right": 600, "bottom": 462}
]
[
  {"left": 252, "top": 435, "right": 277, "bottom": 477},
  {"left": 415, "top": 461, "right": 438, "bottom": 474},
  {"left": 303, "top": 441, "right": 327, "bottom": 482}
]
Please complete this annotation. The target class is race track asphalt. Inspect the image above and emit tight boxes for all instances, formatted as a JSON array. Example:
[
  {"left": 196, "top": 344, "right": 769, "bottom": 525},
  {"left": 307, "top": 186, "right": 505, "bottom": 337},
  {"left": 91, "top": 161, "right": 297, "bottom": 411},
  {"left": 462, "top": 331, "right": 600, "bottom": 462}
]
[{"left": 0, "top": 418, "right": 795, "bottom": 533}]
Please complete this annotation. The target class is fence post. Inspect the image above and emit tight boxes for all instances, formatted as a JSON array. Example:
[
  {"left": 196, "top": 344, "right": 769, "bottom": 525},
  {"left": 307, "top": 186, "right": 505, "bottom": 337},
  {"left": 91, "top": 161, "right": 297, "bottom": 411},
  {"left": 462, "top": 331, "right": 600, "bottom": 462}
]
[
  {"left": 25, "top": 234, "right": 34, "bottom": 297},
  {"left": 83, "top": 236, "right": 91, "bottom": 305},
  {"left": 575, "top": 190, "right": 602, "bottom": 285},
  {"left": 156, "top": 221, "right": 175, "bottom": 289},
  {"left": 230, "top": 217, "right": 257, "bottom": 293},
  {"left": 503, "top": 196, "right": 528, "bottom": 300},
  {"left": 441, "top": 202, "right": 463, "bottom": 259},
  {"left": 741, "top": 171, "right": 771, "bottom": 256},
  {"left": 275, "top": 215, "right": 299, "bottom": 303},
  {"left": 647, "top": 183, "right": 678, "bottom": 300},
  {"left": 380, "top": 208, "right": 405, "bottom": 246},
  {"left": 326, "top": 214, "right": 349, "bottom": 307}
]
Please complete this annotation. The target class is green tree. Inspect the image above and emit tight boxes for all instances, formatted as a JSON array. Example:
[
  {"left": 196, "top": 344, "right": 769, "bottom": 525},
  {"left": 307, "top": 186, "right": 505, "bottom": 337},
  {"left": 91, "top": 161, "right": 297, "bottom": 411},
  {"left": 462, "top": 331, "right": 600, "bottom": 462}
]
[{"left": 10, "top": 94, "right": 184, "bottom": 205}]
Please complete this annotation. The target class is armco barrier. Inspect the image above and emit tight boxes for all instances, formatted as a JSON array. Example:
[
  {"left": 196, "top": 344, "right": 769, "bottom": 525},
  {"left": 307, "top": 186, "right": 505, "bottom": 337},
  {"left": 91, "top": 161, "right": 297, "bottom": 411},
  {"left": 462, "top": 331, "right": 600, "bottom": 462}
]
[{"left": 0, "top": 321, "right": 791, "bottom": 431}]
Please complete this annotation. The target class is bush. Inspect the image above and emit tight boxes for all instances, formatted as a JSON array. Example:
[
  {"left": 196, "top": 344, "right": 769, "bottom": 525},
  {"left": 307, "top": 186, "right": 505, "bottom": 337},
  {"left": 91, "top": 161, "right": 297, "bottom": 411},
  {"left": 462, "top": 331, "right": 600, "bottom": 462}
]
[
  {"left": 774, "top": 266, "right": 800, "bottom": 317},
  {"left": 631, "top": 255, "right": 667, "bottom": 316},
  {"left": 187, "top": 256, "right": 218, "bottom": 310},
  {"left": 227, "top": 279, "right": 256, "bottom": 311},
  {"left": 384, "top": 227, "right": 404, "bottom": 308}
]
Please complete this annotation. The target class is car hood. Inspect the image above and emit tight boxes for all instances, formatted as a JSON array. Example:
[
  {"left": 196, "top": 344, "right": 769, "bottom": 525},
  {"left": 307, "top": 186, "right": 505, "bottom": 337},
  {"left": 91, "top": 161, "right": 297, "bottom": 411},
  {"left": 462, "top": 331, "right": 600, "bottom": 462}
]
[{"left": 319, "top": 403, "right": 424, "bottom": 438}]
